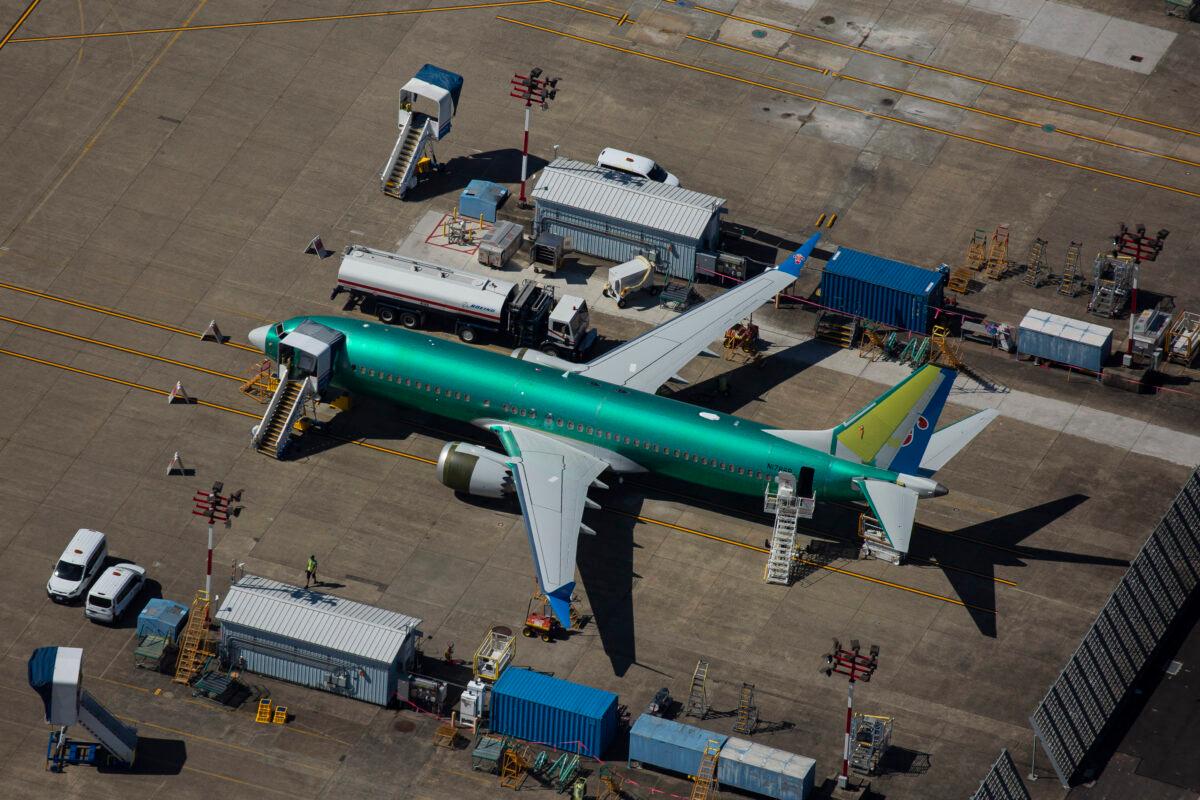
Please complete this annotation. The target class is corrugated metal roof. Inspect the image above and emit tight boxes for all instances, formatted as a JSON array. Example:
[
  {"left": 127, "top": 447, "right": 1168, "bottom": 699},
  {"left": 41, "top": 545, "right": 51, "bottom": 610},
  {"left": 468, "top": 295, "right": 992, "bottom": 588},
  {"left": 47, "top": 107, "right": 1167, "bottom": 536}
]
[
  {"left": 630, "top": 714, "right": 728, "bottom": 751},
  {"left": 825, "top": 247, "right": 944, "bottom": 298},
  {"left": 531, "top": 158, "right": 724, "bottom": 240},
  {"left": 721, "top": 736, "right": 815, "bottom": 777},
  {"left": 493, "top": 667, "right": 616, "bottom": 719},
  {"left": 1019, "top": 309, "right": 1112, "bottom": 341},
  {"left": 215, "top": 576, "right": 421, "bottom": 664}
]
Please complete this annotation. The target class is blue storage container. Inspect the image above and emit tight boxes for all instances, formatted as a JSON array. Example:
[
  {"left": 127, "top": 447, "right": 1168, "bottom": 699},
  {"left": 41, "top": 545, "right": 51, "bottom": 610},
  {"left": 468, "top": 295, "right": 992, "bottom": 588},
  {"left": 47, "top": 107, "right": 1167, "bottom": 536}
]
[
  {"left": 819, "top": 247, "right": 946, "bottom": 333},
  {"left": 1018, "top": 309, "right": 1112, "bottom": 374},
  {"left": 629, "top": 715, "right": 728, "bottom": 776},
  {"left": 490, "top": 668, "right": 618, "bottom": 757},
  {"left": 717, "top": 737, "right": 816, "bottom": 799},
  {"left": 459, "top": 180, "right": 509, "bottom": 223},
  {"left": 136, "top": 599, "right": 189, "bottom": 642}
]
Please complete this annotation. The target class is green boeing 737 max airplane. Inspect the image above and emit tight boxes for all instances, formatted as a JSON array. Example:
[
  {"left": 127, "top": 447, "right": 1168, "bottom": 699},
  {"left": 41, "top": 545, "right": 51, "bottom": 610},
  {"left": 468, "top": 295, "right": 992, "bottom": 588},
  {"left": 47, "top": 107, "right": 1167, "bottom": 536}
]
[{"left": 247, "top": 233, "right": 998, "bottom": 627}]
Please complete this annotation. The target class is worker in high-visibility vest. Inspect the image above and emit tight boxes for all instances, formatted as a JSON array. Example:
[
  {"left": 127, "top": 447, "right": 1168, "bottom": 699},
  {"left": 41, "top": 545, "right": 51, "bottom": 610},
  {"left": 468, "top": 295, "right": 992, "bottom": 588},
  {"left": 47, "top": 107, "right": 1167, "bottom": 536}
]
[{"left": 305, "top": 555, "right": 318, "bottom": 588}]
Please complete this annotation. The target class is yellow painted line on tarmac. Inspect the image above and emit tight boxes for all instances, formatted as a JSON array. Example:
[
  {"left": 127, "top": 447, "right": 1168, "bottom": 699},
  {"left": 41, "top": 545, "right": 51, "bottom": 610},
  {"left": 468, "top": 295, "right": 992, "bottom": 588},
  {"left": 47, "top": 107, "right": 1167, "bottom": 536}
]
[
  {"left": 0, "top": 347, "right": 437, "bottom": 465},
  {"left": 7, "top": 0, "right": 210, "bottom": 244},
  {"left": 613, "top": 510, "right": 995, "bottom": 612},
  {"left": 666, "top": 0, "right": 1200, "bottom": 141},
  {"left": 0, "top": 0, "right": 41, "bottom": 51},
  {"left": 0, "top": 280, "right": 259, "bottom": 352},
  {"left": 496, "top": 17, "right": 1200, "bottom": 201},
  {"left": 0, "top": 314, "right": 243, "bottom": 380},
  {"left": 7, "top": 0, "right": 546, "bottom": 43},
  {"left": 691, "top": 36, "right": 1200, "bottom": 172}
]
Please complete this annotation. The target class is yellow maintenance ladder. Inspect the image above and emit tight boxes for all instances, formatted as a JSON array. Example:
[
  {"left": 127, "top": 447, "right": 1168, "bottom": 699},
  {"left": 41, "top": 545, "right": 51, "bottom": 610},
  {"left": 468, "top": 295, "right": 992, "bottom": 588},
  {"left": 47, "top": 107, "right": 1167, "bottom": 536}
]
[
  {"left": 689, "top": 739, "right": 722, "bottom": 800},
  {"left": 173, "top": 590, "right": 215, "bottom": 685}
]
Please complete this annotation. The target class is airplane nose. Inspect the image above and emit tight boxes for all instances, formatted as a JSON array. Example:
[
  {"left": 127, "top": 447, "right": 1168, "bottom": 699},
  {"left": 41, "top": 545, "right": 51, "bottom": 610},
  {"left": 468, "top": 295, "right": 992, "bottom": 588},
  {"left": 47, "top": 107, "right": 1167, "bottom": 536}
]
[
  {"left": 248, "top": 325, "right": 270, "bottom": 352},
  {"left": 933, "top": 482, "right": 949, "bottom": 497}
]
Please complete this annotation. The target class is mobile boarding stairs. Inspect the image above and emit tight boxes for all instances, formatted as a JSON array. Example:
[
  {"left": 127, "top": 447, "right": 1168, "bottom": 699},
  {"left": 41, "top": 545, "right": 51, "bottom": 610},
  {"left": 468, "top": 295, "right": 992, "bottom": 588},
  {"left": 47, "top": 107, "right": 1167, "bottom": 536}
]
[
  {"left": 381, "top": 64, "right": 464, "bottom": 199},
  {"left": 29, "top": 647, "right": 138, "bottom": 771},
  {"left": 251, "top": 321, "right": 345, "bottom": 459}
]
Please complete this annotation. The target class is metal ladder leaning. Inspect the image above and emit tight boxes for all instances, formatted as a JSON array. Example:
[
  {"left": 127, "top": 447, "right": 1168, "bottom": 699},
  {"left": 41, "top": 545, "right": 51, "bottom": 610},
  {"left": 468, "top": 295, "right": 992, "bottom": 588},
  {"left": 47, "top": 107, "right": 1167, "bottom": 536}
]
[
  {"left": 684, "top": 659, "right": 710, "bottom": 719},
  {"left": 1021, "top": 237, "right": 1048, "bottom": 287},
  {"left": 1058, "top": 240, "right": 1082, "bottom": 296},
  {"left": 763, "top": 472, "right": 801, "bottom": 585},
  {"left": 689, "top": 739, "right": 722, "bottom": 800},
  {"left": 733, "top": 683, "right": 758, "bottom": 735},
  {"left": 172, "top": 589, "right": 214, "bottom": 685}
]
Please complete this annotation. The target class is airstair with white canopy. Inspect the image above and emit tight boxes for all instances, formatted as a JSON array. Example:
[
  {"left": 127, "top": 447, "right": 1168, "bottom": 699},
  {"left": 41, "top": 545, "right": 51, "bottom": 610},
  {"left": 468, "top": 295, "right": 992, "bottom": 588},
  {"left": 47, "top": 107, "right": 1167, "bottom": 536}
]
[
  {"left": 252, "top": 321, "right": 344, "bottom": 459},
  {"left": 29, "top": 646, "right": 138, "bottom": 768},
  {"left": 381, "top": 64, "right": 463, "bottom": 199}
]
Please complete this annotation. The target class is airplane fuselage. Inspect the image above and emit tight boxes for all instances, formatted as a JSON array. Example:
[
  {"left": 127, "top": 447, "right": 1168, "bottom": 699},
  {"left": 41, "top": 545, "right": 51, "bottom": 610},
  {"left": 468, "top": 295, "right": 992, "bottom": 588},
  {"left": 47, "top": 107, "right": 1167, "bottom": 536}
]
[{"left": 266, "top": 316, "right": 900, "bottom": 501}]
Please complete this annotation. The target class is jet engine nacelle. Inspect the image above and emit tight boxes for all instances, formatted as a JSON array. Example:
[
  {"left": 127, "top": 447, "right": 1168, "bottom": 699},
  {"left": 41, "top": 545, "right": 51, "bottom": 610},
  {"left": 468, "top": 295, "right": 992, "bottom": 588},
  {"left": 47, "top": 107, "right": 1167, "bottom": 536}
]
[
  {"left": 510, "top": 348, "right": 583, "bottom": 372},
  {"left": 436, "top": 442, "right": 514, "bottom": 498}
]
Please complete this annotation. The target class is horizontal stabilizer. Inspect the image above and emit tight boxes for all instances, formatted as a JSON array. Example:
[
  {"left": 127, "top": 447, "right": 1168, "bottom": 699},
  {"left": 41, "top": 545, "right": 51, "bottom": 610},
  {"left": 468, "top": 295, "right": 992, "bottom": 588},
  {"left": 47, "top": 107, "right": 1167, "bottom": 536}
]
[
  {"left": 860, "top": 479, "right": 918, "bottom": 555},
  {"left": 919, "top": 409, "right": 999, "bottom": 473}
]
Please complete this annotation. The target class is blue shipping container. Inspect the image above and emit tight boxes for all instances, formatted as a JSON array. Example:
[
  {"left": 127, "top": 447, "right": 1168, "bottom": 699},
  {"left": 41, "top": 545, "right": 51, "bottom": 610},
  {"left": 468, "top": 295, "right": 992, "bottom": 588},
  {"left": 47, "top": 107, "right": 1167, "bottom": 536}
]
[
  {"left": 819, "top": 247, "right": 946, "bottom": 333},
  {"left": 459, "top": 180, "right": 509, "bottom": 224},
  {"left": 717, "top": 737, "right": 816, "bottom": 799},
  {"left": 1018, "top": 309, "right": 1112, "bottom": 374},
  {"left": 629, "top": 715, "right": 728, "bottom": 776},
  {"left": 490, "top": 668, "right": 618, "bottom": 757},
  {"left": 136, "top": 599, "right": 188, "bottom": 642}
]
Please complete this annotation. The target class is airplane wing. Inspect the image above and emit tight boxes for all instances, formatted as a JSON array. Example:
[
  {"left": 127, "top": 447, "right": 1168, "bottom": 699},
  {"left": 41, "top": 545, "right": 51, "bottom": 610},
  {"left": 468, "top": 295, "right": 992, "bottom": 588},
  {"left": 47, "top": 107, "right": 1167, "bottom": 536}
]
[
  {"left": 489, "top": 423, "right": 609, "bottom": 628},
  {"left": 577, "top": 233, "right": 821, "bottom": 393}
]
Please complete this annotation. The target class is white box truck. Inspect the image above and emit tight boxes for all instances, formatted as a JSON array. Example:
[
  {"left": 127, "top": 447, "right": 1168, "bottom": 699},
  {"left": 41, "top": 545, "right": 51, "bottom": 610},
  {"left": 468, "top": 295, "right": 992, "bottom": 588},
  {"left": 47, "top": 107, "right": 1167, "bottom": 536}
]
[{"left": 331, "top": 245, "right": 596, "bottom": 360}]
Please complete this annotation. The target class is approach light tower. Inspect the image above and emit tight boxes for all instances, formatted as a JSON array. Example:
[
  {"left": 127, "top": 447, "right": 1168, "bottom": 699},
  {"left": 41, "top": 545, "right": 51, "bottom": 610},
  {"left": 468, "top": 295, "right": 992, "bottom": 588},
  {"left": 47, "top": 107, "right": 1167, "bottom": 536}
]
[
  {"left": 821, "top": 638, "right": 879, "bottom": 791},
  {"left": 510, "top": 67, "right": 559, "bottom": 207},
  {"left": 191, "top": 482, "right": 241, "bottom": 608}
]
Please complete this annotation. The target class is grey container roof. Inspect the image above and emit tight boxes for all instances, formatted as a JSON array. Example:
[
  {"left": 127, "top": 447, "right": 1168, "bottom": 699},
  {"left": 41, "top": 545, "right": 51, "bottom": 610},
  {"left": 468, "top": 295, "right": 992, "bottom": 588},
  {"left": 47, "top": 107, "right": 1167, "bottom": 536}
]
[
  {"left": 216, "top": 576, "right": 421, "bottom": 664},
  {"left": 531, "top": 158, "right": 725, "bottom": 240}
]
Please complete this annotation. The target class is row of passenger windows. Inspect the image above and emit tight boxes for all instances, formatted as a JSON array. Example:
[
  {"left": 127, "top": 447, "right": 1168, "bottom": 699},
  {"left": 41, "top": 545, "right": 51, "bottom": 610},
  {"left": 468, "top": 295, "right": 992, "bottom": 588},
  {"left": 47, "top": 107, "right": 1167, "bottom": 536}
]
[{"left": 353, "top": 364, "right": 765, "bottom": 480}]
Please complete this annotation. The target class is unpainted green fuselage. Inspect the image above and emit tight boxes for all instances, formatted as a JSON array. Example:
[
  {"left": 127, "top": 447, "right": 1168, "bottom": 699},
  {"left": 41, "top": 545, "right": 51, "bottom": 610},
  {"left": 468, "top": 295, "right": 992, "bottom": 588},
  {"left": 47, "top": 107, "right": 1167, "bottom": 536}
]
[{"left": 268, "top": 316, "right": 899, "bottom": 500}]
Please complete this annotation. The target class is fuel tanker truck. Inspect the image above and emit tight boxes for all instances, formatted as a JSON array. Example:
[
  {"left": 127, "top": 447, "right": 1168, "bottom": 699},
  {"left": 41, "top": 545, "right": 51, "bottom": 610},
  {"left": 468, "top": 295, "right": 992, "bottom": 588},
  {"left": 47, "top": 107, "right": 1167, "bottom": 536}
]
[{"left": 331, "top": 245, "right": 596, "bottom": 360}]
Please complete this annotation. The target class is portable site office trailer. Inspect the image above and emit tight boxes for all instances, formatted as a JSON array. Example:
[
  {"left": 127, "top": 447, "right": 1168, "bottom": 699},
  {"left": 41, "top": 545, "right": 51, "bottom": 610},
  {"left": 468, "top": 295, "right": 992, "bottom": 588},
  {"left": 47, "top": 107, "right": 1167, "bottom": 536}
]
[
  {"left": 532, "top": 158, "right": 725, "bottom": 279},
  {"left": 215, "top": 576, "right": 421, "bottom": 707}
]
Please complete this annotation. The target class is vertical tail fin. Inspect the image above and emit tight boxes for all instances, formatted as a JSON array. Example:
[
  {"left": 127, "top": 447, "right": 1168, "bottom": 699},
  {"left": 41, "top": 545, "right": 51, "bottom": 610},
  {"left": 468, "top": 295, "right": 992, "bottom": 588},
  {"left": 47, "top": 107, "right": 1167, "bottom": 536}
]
[
  {"left": 766, "top": 365, "right": 956, "bottom": 469},
  {"left": 835, "top": 364, "right": 955, "bottom": 471}
]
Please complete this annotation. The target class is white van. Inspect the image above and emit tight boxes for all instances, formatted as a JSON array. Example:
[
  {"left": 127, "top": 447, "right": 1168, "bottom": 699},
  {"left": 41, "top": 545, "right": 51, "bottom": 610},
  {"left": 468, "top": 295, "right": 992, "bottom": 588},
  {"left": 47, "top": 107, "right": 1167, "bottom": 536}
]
[
  {"left": 85, "top": 563, "right": 146, "bottom": 624},
  {"left": 597, "top": 148, "right": 680, "bottom": 186},
  {"left": 47, "top": 529, "right": 108, "bottom": 603}
]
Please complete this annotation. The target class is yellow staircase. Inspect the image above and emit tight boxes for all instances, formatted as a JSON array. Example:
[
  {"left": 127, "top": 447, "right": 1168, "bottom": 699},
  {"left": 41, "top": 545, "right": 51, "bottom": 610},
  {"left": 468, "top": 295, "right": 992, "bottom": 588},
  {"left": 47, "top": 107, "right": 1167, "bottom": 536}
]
[
  {"left": 499, "top": 742, "right": 531, "bottom": 790},
  {"left": 984, "top": 224, "right": 1011, "bottom": 280},
  {"left": 1021, "top": 237, "right": 1048, "bottom": 287},
  {"left": 733, "top": 682, "right": 758, "bottom": 735},
  {"left": 1058, "top": 240, "right": 1082, "bottom": 296},
  {"left": 930, "top": 325, "right": 963, "bottom": 369},
  {"left": 173, "top": 590, "right": 215, "bottom": 685},
  {"left": 689, "top": 739, "right": 722, "bottom": 800},
  {"left": 240, "top": 360, "right": 279, "bottom": 404},
  {"left": 965, "top": 229, "right": 988, "bottom": 271},
  {"left": 946, "top": 267, "right": 972, "bottom": 294}
]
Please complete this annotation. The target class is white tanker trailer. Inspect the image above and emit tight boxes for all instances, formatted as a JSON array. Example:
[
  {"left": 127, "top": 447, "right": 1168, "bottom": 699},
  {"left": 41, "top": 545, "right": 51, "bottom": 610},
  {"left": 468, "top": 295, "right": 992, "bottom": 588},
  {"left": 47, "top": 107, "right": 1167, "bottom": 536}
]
[{"left": 331, "top": 245, "right": 596, "bottom": 360}]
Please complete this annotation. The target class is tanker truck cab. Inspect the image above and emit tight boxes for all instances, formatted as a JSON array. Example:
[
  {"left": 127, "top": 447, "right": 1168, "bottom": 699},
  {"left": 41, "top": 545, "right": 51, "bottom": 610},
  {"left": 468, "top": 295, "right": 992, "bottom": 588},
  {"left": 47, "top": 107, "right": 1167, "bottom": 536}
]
[{"left": 546, "top": 296, "right": 595, "bottom": 358}]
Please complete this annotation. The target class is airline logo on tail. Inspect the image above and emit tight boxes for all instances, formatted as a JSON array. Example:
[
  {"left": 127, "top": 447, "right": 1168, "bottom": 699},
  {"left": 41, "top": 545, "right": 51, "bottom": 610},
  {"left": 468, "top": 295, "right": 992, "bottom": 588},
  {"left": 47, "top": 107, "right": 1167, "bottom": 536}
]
[{"left": 832, "top": 365, "right": 954, "bottom": 471}]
